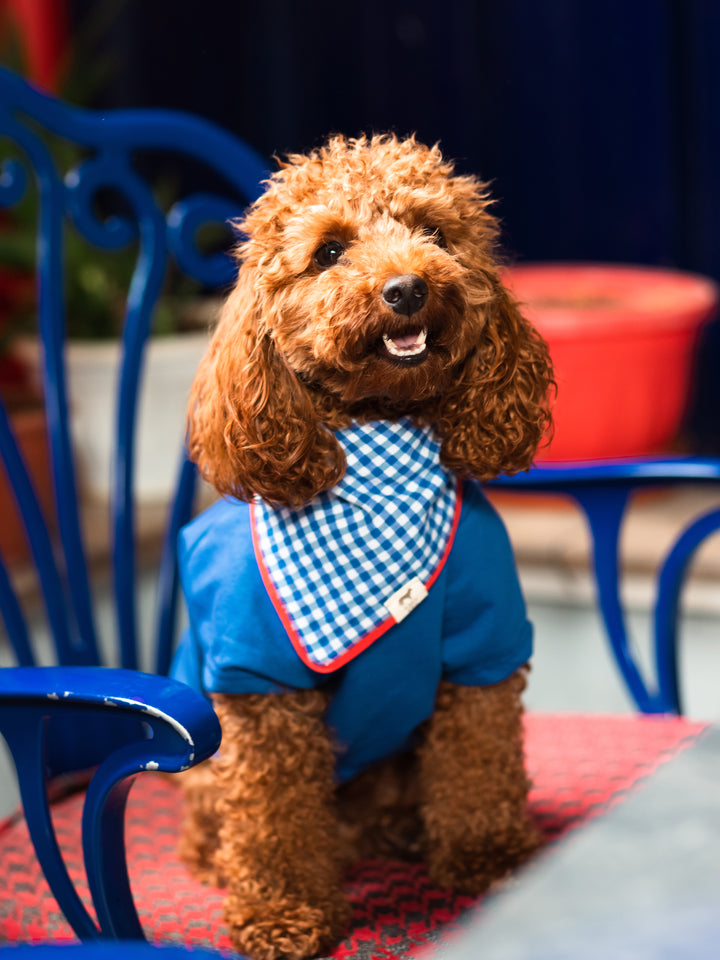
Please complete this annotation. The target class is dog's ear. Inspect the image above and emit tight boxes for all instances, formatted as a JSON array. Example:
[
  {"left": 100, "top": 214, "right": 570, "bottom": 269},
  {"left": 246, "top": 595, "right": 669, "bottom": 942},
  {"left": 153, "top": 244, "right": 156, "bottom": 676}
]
[
  {"left": 186, "top": 267, "right": 346, "bottom": 508},
  {"left": 436, "top": 280, "right": 554, "bottom": 480}
]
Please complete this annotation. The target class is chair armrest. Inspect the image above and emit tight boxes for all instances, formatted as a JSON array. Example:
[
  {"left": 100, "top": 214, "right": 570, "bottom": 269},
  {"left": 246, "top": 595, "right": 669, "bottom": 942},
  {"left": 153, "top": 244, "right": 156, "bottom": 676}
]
[
  {"left": 489, "top": 456, "right": 720, "bottom": 714},
  {"left": 0, "top": 666, "right": 221, "bottom": 941},
  {"left": 491, "top": 456, "right": 720, "bottom": 490},
  {"left": 0, "top": 665, "right": 221, "bottom": 774}
]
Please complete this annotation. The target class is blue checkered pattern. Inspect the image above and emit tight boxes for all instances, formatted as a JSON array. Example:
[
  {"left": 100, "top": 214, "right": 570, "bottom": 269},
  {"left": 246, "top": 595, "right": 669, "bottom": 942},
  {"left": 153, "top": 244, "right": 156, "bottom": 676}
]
[{"left": 252, "top": 419, "right": 458, "bottom": 669}]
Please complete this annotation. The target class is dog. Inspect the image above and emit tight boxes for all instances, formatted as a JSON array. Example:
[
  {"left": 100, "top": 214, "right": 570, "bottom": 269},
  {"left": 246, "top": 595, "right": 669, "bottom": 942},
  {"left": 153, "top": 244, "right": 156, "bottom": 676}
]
[{"left": 171, "top": 134, "right": 553, "bottom": 960}]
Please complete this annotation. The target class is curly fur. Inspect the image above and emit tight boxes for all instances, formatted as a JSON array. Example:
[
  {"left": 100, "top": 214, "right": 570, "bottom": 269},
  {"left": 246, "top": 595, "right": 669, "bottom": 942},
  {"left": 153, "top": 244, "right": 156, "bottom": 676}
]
[
  {"left": 178, "top": 134, "right": 551, "bottom": 960},
  {"left": 187, "top": 134, "right": 552, "bottom": 507}
]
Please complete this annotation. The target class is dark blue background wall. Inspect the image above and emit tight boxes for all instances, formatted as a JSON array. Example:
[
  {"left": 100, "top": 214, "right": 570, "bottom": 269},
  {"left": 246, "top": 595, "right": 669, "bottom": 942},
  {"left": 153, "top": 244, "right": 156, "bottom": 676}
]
[{"left": 76, "top": 0, "right": 720, "bottom": 448}]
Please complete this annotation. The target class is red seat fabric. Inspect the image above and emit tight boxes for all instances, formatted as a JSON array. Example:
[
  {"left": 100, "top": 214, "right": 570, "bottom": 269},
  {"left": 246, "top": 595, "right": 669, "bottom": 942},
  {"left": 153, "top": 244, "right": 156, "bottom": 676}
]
[{"left": 0, "top": 713, "right": 707, "bottom": 959}]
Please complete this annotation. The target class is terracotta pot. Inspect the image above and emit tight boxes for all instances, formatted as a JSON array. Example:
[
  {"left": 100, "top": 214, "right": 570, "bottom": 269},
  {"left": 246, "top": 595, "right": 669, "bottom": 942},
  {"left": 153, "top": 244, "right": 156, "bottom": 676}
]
[
  {"left": 0, "top": 405, "right": 55, "bottom": 565},
  {"left": 503, "top": 263, "right": 719, "bottom": 461}
]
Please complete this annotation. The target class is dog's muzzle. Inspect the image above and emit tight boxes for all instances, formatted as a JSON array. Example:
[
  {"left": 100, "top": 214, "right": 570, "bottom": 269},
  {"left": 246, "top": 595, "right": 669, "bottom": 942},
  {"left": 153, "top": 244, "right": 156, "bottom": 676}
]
[
  {"left": 382, "top": 274, "right": 428, "bottom": 316},
  {"left": 380, "top": 275, "right": 430, "bottom": 363}
]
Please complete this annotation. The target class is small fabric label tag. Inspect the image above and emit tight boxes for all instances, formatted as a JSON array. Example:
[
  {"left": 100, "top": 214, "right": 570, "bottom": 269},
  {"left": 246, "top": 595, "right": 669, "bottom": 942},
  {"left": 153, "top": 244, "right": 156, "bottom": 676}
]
[{"left": 385, "top": 576, "right": 428, "bottom": 623}]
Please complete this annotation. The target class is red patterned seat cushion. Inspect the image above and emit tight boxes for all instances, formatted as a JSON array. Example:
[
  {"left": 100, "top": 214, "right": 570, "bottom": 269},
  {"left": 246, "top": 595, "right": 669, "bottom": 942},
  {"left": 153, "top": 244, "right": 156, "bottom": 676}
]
[{"left": 0, "top": 713, "right": 707, "bottom": 959}]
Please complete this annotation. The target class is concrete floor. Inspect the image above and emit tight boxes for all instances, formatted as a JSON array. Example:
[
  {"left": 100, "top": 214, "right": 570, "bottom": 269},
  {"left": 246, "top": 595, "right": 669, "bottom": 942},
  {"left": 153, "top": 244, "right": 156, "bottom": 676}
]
[{"left": 525, "top": 596, "right": 720, "bottom": 718}]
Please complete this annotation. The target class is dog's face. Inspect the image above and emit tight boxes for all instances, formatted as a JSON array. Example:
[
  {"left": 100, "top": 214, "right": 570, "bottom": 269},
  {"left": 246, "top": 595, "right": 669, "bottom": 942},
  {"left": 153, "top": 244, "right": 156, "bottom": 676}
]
[
  {"left": 238, "top": 135, "right": 501, "bottom": 408},
  {"left": 189, "top": 135, "right": 552, "bottom": 507}
]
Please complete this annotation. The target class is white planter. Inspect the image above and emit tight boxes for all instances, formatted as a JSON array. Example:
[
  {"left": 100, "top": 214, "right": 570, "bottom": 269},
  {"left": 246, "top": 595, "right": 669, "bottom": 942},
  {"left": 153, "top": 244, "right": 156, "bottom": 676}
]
[
  {"left": 19, "top": 332, "right": 210, "bottom": 502},
  {"left": 70, "top": 332, "right": 210, "bottom": 502}
]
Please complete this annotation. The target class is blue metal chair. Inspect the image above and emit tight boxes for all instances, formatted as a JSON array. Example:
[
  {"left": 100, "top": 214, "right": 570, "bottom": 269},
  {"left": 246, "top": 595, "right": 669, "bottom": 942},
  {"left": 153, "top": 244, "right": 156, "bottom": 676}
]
[
  {"left": 491, "top": 457, "right": 720, "bottom": 716},
  {"left": 0, "top": 64, "right": 266, "bottom": 942},
  {"left": 0, "top": 63, "right": 718, "bottom": 957}
]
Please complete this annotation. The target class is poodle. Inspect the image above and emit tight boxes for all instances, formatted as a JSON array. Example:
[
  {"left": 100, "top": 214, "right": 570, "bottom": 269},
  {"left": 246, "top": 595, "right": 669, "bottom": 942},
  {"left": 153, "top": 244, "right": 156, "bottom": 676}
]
[{"left": 172, "top": 134, "right": 553, "bottom": 960}]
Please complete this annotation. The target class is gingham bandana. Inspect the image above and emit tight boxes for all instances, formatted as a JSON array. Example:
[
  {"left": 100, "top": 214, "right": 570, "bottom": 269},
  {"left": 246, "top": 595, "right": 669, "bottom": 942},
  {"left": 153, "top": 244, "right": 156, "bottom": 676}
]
[{"left": 251, "top": 418, "right": 460, "bottom": 672}]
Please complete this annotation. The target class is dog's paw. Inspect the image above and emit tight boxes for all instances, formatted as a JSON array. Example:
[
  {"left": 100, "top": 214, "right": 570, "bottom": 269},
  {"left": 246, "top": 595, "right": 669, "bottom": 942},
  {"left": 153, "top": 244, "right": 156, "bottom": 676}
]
[
  {"left": 427, "top": 820, "right": 543, "bottom": 895},
  {"left": 224, "top": 891, "right": 349, "bottom": 960}
]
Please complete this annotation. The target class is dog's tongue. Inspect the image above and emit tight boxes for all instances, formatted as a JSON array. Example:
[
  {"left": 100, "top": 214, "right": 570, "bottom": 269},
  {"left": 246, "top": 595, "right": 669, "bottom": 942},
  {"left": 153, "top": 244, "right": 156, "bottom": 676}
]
[{"left": 391, "top": 332, "right": 422, "bottom": 348}]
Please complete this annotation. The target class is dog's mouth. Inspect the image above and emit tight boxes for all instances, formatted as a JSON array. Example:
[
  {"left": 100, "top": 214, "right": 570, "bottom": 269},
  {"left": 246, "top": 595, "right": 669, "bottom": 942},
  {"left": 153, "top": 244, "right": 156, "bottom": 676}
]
[{"left": 379, "top": 327, "right": 429, "bottom": 365}]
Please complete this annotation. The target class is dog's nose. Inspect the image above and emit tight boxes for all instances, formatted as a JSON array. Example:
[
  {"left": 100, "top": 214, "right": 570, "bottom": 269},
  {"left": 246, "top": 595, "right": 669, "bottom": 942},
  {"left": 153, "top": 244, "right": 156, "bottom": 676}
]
[{"left": 382, "top": 275, "right": 428, "bottom": 316}]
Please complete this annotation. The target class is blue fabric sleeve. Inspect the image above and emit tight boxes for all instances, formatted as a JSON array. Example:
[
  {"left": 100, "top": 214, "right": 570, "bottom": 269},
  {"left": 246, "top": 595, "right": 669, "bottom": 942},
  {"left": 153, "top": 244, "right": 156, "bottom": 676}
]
[{"left": 171, "top": 497, "right": 323, "bottom": 695}]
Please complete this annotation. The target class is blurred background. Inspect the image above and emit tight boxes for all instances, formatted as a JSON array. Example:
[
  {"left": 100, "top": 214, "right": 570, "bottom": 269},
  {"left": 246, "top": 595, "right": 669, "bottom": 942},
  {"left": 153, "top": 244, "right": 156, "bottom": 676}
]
[{"left": 4, "top": 0, "right": 720, "bottom": 446}]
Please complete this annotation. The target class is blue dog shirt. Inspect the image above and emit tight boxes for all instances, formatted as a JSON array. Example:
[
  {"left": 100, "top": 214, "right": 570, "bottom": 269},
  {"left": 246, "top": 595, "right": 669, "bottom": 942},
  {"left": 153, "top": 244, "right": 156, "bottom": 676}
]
[{"left": 172, "top": 420, "right": 532, "bottom": 783}]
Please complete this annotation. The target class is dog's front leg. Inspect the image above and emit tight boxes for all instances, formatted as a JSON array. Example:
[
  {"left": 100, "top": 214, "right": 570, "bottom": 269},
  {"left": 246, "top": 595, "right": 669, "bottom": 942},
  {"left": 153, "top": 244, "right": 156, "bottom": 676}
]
[
  {"left": 418, "top": 671, "right": 541, "bottom": 894},
  {"left": 212, "top": 691, "right": 349, "bottom": 960}
]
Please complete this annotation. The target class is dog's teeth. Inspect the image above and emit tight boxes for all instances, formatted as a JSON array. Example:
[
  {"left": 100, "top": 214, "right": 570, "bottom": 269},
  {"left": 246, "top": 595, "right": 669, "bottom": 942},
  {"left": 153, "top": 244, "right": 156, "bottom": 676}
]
[{"left": 383, "top": 328, "right": 428, "bottom": 357}]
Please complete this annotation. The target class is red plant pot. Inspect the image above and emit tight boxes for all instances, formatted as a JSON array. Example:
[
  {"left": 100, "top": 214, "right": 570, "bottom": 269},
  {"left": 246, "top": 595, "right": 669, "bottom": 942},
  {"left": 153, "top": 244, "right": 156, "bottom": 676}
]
[
  {"left": 503, "top": 263, "right": 719, "bottom": 462},
  {"left": 0, "top": 406, "right": 55, "bottom": 565}
]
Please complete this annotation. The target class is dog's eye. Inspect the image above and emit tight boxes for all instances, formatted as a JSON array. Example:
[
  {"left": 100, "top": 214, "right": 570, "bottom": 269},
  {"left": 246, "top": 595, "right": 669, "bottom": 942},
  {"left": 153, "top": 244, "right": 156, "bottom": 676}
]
[
  {"left": 314, "top": 240, "right": 345, "bottom": 269},
  {"left": 422, "top": 227, "right": 447, "bottom": 248}
]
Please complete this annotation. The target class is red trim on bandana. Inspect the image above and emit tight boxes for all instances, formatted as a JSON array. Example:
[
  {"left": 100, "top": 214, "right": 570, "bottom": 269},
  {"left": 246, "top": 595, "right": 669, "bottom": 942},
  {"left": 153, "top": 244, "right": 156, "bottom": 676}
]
[{"left": 251, "top": 481, "right": 463, "bottom": 674}]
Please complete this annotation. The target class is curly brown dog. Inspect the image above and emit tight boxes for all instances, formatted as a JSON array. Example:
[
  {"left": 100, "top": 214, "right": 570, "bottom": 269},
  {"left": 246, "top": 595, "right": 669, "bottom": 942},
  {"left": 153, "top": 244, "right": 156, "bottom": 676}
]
[{"left": 174, "top": 134, "right": 553, "bottom": 960}]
